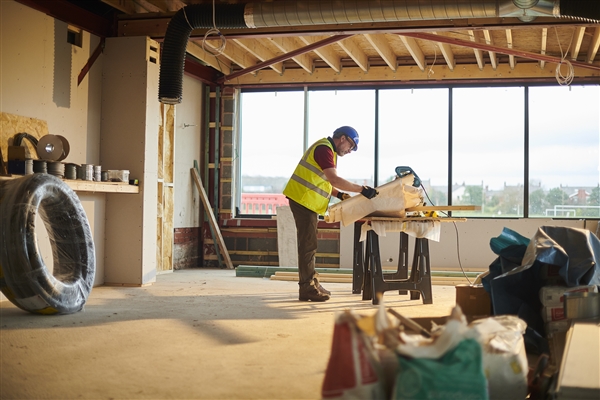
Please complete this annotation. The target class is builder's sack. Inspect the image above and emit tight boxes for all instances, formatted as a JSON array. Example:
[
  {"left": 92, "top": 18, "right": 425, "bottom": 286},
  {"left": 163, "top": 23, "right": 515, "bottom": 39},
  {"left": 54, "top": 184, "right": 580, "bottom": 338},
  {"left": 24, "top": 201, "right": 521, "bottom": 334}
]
[
  {"left": 321, "top": 311, "right": 387, "bottom": 400},
  {"left": 393, "top": 308, "right": 489, "bottom": 399},
  {"left": 468, "top": 315, "right": 528, "bottom": 400},
  {"left": 394, "top": 338, "right": 487, "bottom": 400}
]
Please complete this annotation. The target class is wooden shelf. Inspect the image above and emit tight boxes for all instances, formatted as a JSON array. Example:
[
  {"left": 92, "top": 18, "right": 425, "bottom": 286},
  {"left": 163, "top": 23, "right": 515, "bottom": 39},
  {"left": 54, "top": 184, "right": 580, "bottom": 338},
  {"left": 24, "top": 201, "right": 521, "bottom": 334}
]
[
  {"left": 65, "top": 180, "right": 139, "bottom": 194},
  {"left": 0, "top": 175, "right": 139, "bottom": 194}
]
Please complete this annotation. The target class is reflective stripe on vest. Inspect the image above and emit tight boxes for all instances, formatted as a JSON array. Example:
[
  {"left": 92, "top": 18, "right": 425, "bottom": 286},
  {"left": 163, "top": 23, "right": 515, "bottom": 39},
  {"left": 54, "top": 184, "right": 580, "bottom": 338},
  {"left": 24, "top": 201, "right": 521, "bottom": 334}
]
[{"left": 283, "top": 138, "right": 337, "bottom": 215}]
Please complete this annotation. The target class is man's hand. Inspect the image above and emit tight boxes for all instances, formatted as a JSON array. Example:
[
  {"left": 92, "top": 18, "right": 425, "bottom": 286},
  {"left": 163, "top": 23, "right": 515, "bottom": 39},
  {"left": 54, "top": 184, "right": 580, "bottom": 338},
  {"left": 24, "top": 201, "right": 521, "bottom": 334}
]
[
  {"left": 336, "top": 192, "right": 351, "bottom": 201},
  {"left": 360, "top": 186, "right": 378, "bottom": 199}
]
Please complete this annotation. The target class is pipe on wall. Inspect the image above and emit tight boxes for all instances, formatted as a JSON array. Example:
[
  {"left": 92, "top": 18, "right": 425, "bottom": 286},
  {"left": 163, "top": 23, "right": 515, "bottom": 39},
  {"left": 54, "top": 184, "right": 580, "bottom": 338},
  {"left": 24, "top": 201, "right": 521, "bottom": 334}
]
[{"left": 158, "top": 0, "right": 600, "bottom": 104}]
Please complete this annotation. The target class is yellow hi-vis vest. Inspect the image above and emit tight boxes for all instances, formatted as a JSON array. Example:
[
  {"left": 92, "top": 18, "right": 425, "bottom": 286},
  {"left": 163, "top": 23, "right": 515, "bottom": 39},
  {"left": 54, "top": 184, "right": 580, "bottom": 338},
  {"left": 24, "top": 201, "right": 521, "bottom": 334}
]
[{"left": 283, "top": 138, "right": 337, "bottom": 215}]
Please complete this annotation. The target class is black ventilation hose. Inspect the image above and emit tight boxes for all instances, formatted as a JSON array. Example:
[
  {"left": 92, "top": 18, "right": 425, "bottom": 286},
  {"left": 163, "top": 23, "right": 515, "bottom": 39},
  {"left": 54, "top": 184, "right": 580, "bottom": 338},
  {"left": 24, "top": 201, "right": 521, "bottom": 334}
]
[
  {"left": 560, "top": 0, "right": 600, "bottom": 21},
  {"left": 159, "top": 4, "right": 247, "bottom": 104}
]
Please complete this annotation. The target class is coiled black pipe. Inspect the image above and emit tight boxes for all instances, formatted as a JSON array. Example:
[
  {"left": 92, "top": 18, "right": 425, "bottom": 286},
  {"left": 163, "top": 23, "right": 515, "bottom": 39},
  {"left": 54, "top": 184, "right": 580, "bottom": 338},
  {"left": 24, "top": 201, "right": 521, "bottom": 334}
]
[
  {"left": 0, "top": 174, "right": 95, "bottom": 314},
  {"left": 158, "top": 4, "right": 246, "bottom": 104},
  {"left": 560, "top": 0, "right": 600, "bottom": 22}
]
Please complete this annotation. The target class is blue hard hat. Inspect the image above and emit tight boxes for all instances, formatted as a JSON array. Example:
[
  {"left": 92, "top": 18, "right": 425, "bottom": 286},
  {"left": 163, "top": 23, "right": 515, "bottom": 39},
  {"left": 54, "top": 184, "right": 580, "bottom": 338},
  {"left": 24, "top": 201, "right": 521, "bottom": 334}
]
[{"left": 334, "top": 126, "right": 359, "bottom": 151}]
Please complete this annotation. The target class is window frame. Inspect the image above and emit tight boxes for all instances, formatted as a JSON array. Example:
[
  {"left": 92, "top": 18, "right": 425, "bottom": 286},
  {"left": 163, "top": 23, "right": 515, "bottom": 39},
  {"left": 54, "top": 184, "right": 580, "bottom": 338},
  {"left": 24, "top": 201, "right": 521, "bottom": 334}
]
[{"left": 234, "top": 83, "right": 600, "bottom": 220}]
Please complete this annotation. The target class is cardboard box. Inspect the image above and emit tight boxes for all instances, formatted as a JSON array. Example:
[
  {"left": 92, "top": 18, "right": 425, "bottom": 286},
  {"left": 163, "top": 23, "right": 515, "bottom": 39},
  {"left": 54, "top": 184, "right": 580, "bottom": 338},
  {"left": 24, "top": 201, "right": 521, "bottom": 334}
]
[
  {"left": 539, "top": 284, "right": 598, "bottom": 307},
  {"left": 540, "top": 285, "right": 598, "bottom": 322},
  {"left": 7, "top": 145, "right": 25, "bottom": 161},
  {"left": 455, "top": 284, "right": 492, "bottom": 319}
]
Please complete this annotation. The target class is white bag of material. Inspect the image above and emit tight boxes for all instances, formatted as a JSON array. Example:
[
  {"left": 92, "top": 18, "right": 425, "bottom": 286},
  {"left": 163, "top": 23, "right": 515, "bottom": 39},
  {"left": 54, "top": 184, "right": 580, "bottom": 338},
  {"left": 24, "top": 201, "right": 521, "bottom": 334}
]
[
  {"left": 325, "top": 175, "right": 423, "bottom": 227},
  {"left": 467, "top": 315, "right": 529, "bottom": 400}
]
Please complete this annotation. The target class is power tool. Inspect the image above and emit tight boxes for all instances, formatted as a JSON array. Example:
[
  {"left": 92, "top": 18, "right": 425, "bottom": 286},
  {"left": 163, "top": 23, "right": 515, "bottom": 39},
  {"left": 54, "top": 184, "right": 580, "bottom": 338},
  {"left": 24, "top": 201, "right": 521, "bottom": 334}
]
[{"left": 395, "top": 166, "right": 421, "bottom": 187}]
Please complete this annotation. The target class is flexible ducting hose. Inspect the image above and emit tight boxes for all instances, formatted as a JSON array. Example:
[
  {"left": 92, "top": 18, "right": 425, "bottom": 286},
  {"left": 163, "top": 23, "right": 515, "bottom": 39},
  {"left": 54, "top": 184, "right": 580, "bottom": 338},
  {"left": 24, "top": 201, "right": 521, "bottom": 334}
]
[
  {"left": 0, "top": 174, "right": 95, "bottom": 315},
  {"left": 158, "top": 4, "right": 246, "bottom": 104}
]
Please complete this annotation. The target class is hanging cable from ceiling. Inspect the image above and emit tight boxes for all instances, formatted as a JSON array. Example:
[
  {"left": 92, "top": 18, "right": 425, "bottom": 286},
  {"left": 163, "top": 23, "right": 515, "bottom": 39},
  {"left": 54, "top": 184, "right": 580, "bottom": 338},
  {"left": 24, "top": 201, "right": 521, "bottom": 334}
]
[
  {"left": 554, "top": 26, "right": 575, "bottom": 86},
  {"left": 427, "top": 44, "right": 438, "bottom": 79},
  {"left": 202, "top": 0, "right": 226, "bottom": 56}
]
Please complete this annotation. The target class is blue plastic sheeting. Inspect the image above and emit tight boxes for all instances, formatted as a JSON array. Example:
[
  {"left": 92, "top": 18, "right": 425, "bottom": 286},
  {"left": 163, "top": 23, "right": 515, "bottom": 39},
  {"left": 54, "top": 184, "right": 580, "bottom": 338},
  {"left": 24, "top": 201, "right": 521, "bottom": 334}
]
[
  {"left": 482, "top": 226, "right": 600, "bottom": 349},
  {"left": 521, "top": 226, "right": 600, "bottom": 287}
]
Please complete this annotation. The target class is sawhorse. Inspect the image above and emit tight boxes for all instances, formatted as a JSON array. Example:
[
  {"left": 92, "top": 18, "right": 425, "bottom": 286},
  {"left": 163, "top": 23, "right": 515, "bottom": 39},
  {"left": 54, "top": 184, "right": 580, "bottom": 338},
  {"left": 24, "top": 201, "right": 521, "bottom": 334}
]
[{"left": 352, "top": 220, "right": 433, "bottom": 305}]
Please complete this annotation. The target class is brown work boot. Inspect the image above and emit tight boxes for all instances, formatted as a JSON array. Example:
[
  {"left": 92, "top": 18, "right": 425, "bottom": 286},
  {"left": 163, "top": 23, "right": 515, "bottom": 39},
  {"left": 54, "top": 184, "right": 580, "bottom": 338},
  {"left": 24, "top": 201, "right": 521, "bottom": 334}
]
[
  {"left": 313, "top": 274, "right": 331, "bottom": 296},
  {"left": 299, "top": 282, "right": 330, "bottom": 302}
]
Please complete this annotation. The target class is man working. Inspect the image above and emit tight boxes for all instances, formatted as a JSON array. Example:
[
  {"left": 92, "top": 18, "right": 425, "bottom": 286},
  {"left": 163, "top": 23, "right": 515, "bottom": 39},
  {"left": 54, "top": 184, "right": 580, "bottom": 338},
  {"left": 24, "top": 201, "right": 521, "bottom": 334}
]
[{"left": 283, "top": 126, "right": 378, "bottom": 302}]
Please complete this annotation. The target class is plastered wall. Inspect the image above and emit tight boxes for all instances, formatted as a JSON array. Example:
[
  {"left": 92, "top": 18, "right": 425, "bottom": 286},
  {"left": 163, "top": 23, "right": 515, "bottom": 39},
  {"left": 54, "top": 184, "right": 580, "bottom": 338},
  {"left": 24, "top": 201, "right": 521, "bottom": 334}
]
[
  {"left": 1, "top": 2, "right": 206, "bottom": 297},
  {"left": 1, "top": 1, "right": 106, "bottom": 291}
]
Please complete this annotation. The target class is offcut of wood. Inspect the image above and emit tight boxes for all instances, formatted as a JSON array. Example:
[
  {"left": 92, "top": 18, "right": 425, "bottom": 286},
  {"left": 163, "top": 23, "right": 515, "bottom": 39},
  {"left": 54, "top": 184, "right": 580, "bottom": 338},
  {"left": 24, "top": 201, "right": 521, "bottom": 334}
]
[{"left": 191, "top": 168, "right": 233, "bottom": 269}]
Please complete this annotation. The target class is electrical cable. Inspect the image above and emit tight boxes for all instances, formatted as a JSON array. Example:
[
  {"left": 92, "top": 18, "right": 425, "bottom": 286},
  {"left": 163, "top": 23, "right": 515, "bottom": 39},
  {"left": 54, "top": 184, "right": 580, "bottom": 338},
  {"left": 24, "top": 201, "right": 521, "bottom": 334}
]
[
  {"left": 451, "top": 221, "right": 472, "bottom": 285},
  {"left": 12, "top": 132, "right": 39, "bottom": 148},
  {"left": 427, "top": 45, "right": 437, "bottom": 79},
  {"left": 420, "top": 183, "right": 473, "bottom": 285},
  {"left": 202, "top": 0, "right": 226, "bottom": 56},
  {"left": 554, "top": 26, "right": 575, "bottom": 86},
  {"left": 182, "top": 5, "right": 193, "bottom": 30}
]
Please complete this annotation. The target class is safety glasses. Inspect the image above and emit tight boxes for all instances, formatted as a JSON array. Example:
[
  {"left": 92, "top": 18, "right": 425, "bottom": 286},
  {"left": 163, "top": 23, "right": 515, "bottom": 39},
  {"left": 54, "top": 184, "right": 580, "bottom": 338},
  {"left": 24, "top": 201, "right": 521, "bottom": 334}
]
[{"left": 346, "top": 135, "right": 357, "bottom": 151}]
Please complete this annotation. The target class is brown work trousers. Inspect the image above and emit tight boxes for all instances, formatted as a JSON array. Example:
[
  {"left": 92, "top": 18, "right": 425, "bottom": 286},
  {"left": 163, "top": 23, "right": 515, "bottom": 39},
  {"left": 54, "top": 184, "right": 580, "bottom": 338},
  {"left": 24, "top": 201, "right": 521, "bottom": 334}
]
[{"left": 288, "top": 199, "right": 319, "bottom": 286}]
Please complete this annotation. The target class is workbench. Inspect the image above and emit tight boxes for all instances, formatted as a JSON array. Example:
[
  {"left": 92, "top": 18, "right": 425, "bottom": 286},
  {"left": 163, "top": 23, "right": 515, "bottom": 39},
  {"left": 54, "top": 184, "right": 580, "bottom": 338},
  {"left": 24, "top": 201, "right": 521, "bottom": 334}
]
[{"left": 352, "top": 214, "right": 467, "bottom": 305}]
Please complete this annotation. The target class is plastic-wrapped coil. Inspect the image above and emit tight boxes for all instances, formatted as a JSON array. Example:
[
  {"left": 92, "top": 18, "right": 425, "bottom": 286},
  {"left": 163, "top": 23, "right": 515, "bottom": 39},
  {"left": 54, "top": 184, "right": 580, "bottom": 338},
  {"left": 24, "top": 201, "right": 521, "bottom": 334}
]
[{"left": 0, "top": 174, "right": 96, "bottom": 314}]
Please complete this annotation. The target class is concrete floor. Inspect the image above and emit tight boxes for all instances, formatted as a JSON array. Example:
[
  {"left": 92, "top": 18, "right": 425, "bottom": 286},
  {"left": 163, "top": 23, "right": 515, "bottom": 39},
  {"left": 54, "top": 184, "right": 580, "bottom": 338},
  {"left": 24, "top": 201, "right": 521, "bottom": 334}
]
[{"left": 0, "top": 268, "right": 459, "bottom": 399}]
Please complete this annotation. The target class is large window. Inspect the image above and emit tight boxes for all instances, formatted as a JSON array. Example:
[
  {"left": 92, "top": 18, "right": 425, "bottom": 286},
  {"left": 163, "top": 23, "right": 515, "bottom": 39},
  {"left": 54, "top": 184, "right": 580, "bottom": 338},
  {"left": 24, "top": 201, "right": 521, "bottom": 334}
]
[
  {"left": 238, "top": 91, "right": 304, "bottom": 215},
  {"left": 453, "top": 87, "right": 525, "bottom": 217},
  {"left": 307, "top": 90, "right": 375, "bottom": 187},
  {"left": 529, "top": 85, "right": 600, "bottom": 218},
  {"left": 237, "top": 84, "right": 600, "bottom": 219},
  {"left": 378, "top": 88, "right": 449, "bottom": 206}
]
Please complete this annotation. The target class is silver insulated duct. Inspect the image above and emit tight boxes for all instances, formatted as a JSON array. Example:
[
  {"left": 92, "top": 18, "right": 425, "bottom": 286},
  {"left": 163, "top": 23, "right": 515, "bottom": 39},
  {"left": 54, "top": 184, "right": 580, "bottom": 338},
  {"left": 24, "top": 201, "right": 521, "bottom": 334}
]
[
  {"left": 244, "top": 0, "right": 598, "bottom": 26},
  {"left": 159, "top": 0, "right": 600, "bottom": 103},
  {"left": 245, "top": 0, "right": 552, "bottom": 27}
]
